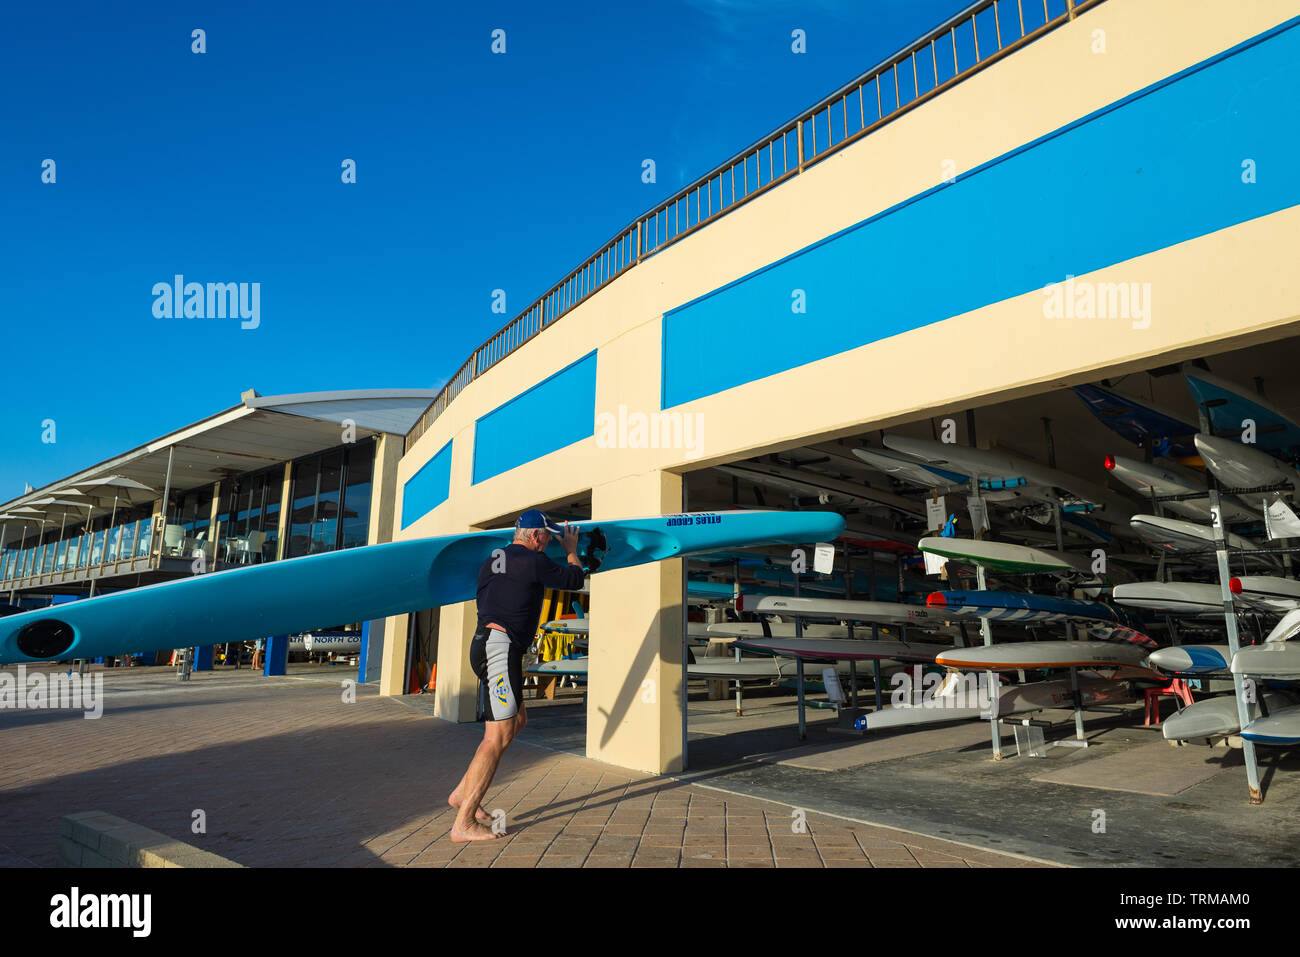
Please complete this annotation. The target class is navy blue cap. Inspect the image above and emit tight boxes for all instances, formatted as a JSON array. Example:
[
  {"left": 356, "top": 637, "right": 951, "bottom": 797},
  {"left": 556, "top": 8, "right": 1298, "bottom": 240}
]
[{"left": 515, "top": 509, "right": 563, "bottom": 534}]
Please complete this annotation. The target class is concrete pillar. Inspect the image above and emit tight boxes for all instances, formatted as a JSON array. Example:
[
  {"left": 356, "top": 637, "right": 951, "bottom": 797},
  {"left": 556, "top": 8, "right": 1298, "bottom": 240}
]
[
  {"left": 207, "top": 481, "right": 221, "bottom": 559},
  {"left": 363, "top": 433, "right": 402, "bottom": 684},
  {"left": 587, "top": 470, "right": 684, "bottom": 774},
  {"left": 378, "top": 613, "right": 408, "bottom": 696},
  {"left": 366, "top": 434, "right": 401, "bottom": 544},
  {"left": 433, "top": 602, "right": 479, "bottom": 722},
  {"left": 148, "top": 496, "right": 164, "bottom": 556},
  {"left": 274, "top": 463, "right": 293, "bottom": 561}
]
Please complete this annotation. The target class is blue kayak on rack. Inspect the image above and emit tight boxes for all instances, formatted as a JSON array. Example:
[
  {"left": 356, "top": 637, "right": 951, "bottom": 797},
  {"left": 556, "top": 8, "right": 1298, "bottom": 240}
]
[
  {"left": 926, "top": 589, "right": 1125, "bottom": 625},
  {"left": 1071, "top": 383, "right": 1199, "bottom": 459},
  {"left": 1185, "top": 371, "right": 1300, "bottom": 458}
]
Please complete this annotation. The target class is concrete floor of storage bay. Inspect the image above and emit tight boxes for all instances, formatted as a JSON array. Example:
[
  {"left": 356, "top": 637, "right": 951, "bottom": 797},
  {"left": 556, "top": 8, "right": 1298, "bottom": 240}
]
[{"left": 522, "top": 682, "right": 1300, "bottom": 867}]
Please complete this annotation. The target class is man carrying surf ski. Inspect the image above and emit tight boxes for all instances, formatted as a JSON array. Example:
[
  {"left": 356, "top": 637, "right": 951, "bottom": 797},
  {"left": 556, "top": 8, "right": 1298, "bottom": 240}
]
[{"left": 448, "top": 509, "right": 586, "bottom": 842}]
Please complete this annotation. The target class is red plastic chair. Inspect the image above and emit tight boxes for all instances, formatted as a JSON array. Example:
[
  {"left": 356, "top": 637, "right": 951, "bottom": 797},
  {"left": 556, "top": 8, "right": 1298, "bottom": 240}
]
[{"left": 1144, "top": 678, "right": 1196, "bottom": 726}]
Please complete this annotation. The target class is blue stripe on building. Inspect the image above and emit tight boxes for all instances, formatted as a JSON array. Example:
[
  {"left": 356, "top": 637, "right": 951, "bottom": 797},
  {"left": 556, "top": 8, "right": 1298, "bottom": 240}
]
[
  {"left": 472, "top": 350, "right": 598, "bottom": 485},
  {"left": 662, "top": 18, "right": 1300, "bottom": 409},
  {"left": 400, "top": 439, "right": 453, "bottom": 529}
]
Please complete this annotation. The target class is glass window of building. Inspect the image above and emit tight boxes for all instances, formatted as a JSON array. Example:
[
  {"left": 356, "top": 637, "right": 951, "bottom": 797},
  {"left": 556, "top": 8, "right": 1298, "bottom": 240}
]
[
  {"left": 171, "top": 491, "right": 193, "bottom": 531},
  {"left": 261, "top": 475, "right": 280, "bottom": 561},
  {"left": 287, "top": 459, "right": 319, "bottom": 558},
  {"left": 171, "top": 487, "right": 212, "bottom": 537},
  {"left": 340, "top": 442, "right": 374, "bottom": 549},
  {"left": 216, "top": 486, "right": 236, "bottom": 540},
  {"left": 198, "top": 468, "right": 282, "bottom": 562},
  {"left": 281, "top": 441, "right": 375, "bottom": 558},
  {"left": 191, "top": 487, "right": 213, "bottom": 539},
  {"left": 314, "top": 451, "right": 343, "bottom": 554},
  {"left": 237, "top": 479, "right": 254, "bottom": 536}
]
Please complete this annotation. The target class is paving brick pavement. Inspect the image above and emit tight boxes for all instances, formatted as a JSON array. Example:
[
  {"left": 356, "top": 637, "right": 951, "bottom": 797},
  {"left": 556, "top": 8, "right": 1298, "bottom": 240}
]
[{"left": 0, "top": 665, "right": 1051, "bottom": 868}]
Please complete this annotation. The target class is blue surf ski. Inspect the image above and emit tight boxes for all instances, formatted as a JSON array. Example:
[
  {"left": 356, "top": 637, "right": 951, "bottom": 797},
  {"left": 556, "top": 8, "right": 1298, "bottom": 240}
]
[
  {"left": 926, "top": 589, "right": 1125, "bottom": 625},
  {"left": 1185, "top": 371, "right": 1300, "bottom": 458},
  {"left": 0, "top": 510, "right": 845, "bottom": 664}
]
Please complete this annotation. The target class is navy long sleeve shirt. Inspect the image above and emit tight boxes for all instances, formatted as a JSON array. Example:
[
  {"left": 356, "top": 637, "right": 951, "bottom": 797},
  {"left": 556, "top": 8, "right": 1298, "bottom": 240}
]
[{"left": 475, "top": 543, "right": 586, "bottom": 650}]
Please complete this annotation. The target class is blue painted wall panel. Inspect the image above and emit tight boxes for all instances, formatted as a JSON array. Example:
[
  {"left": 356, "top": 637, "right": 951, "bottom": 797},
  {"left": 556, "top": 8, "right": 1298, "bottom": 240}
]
[
  {"left": 472, "top": 351, "right": 598, "bottom": 484},
  {"left": 663, "top": 19, "right": 1300, "bottom": 408},
  {"left": 401, "top": 439, "right": 453, "bottom": 529}
]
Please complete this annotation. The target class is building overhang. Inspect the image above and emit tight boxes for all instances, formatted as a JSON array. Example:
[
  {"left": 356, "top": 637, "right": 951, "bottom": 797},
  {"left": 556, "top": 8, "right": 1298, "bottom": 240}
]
[{"left": 0, "top": 388, "right": 438, "bottom": 524}]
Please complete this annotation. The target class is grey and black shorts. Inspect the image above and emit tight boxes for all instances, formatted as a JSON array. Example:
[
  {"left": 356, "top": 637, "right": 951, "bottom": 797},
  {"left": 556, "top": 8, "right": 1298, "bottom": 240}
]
[{"left": 470, "top": 627, "right": 523, "bottom": 721}]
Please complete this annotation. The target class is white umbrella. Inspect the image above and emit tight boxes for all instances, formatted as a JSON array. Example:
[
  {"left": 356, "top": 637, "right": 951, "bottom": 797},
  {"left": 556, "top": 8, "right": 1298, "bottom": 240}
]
[
  {"left": 26, "top": 496, "right": 95, "bottom": 508},
  {"left": 60, "top": 477, "right": 156, "bottom": 535},
  {"left": 60, "top": 476, "right": 155, "bottom": 504},
  {"left": 23, "top": 497, "right": 109, "bottom": 572},
  {"left": 26, "top": 497, "right": 97, "bottom": 545},
  {"left": 0, "top": 514, "right": 47, "bottom": 575},
  {"left": 1, "top": 506, "right": 55, "bottom": 577}
]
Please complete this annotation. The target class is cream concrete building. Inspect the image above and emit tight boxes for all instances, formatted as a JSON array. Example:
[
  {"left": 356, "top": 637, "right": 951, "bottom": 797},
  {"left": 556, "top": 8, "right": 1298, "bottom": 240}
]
[{"left": 385, "top": 0, "right": 1300, "bottom": 773}]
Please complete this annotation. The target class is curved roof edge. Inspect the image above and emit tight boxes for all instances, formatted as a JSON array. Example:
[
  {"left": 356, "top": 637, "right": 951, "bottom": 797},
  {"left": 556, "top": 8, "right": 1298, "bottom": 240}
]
[{"left": 243, "top": 388, "right": 441, "bottom": 435}]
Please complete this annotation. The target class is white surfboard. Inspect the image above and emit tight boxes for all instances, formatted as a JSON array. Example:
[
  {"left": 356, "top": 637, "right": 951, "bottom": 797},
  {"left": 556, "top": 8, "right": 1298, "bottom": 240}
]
[
  {"left": 1104, "top": 454, "right": 1254, "bottom": 523},
  {"left": 542, "top": 618, "right": 713, "bottom": 639},
  {"left": 1230, "top": 576, "right": 1300, "bottom": 613},
  {"left": 1112, "top": 581, "right": 1228, "bottom": 617},
  {"left": 935, "top": 641, "right": 1157, "bottom": 676},
  {"left": 706, "top": 621, "right": 851, "bottom": 640},
  {"left": 572, "top": 580, "right": 776, "bottom": 604},
  {"left": 529, "top": 656, "right": 863, "bottom": 681},
  {"left": 1162, "top": 692, "right": 1296, "bottom": 741},
  {"left": 1231, "top": 642, "right": 1300, "bottom": 678},
  {"left": 689, "top": 657, "right": 859, "bottom": 680},
  {"left": 732, "top": 636, "right": 950, "bottom": 663},
  {"left": 1241, "top": 704, "right": 1300, "bottom": 745},
  {"left": 882, "top": 434, "right": 1135, "bottom": 519},
  {"left": 1128, "top": 514, "right": 1266, "bottom": 562},
  {"left": 858, "top": 677, "right": 1136, "bottom": 730},
  {"left": 1195, "top": 433, "right": 1300, "bottom": 491},
  {"left": 1263, "top": 608, "right": 1300, "bottom": 643},
  {"left": 715, "top": 461, "right": 924, "bottom": 517},
  {"left": 1146, "top": 644, "right": 1233, "bottom": 674},
  {"left": 752, "top": 595, "right": 946, "bottom": 627},
  {"left": 917, "top": 537, "right": 1075, "bottom": 576},
  {"left": 854, "top": 703, "right": 988, "bottom": 729},
  {"left": 851, "top": 446, "right": 963, "bottom": 488},
  {"left": 995, "top": 676, "right": 1138, "bottom": 713}
]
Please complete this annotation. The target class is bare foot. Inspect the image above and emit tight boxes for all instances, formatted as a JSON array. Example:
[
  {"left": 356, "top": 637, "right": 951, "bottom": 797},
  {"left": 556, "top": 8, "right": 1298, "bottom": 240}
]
[
  {"left": 448, "top": 792, "right": 492, "bottom": 823},
  {"left": 449, "top": 820, "right": 501, "bottom": 843}
]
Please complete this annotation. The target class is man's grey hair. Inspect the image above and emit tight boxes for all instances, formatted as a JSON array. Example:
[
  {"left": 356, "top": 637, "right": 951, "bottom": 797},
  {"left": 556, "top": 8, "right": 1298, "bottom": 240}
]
[{"left": 513, "top": 527, "right": 545, "bottom": 545}]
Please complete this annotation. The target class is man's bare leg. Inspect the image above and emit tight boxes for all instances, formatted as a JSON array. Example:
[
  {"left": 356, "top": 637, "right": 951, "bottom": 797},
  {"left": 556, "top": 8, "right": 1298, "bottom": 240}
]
[
  {"left": 449, "top": 720, "right": 515, "bottom": 842},
  {"left": 448, "top": 769, "right": 493, "bottom": 823},
  {"left": 450, "top": 700, "right": 526, "bottom": 822},
  {"left": 449, "top": 696, "right": 525, "bottom": 816}
]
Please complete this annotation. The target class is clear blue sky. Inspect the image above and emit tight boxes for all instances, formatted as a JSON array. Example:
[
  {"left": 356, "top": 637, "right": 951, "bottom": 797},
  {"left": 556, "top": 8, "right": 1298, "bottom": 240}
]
[{"left": 1, "top": 0, "right": 969, "bottom": 497}]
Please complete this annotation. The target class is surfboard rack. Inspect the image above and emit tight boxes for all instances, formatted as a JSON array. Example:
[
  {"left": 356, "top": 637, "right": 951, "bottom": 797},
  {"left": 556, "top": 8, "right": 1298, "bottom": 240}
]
[
  {"left": 1011, "top": 723, "right": 1048, "bottom": 757},
  {"left": 1154, "top": 480, "right": 1293, "bottom": 501},
  {"left": 996, "top": 715, "right": 1088, "bottom": 755}
]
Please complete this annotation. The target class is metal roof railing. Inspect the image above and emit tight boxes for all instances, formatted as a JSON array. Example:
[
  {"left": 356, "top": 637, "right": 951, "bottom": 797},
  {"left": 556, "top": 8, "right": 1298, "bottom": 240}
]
[{"left": 406, "top": 0, "right": 1102, "bottom": 452}]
